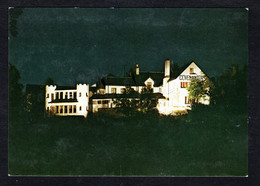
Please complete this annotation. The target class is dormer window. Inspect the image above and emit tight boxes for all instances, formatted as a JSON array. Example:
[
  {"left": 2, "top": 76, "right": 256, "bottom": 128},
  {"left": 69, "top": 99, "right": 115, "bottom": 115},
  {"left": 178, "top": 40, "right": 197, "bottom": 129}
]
[
  {"left": 190, "top": 68, "right": 194, "bottom": 74},
  {"left": 147, "top": 82, "right": 152, "bottom": 88}
]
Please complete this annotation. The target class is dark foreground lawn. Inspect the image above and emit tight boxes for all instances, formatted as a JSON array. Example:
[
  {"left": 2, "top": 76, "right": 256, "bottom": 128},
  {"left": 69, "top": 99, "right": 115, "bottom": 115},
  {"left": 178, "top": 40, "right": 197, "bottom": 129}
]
[{"left": 9, "top": 104, "right": 247, "bottom": 176}]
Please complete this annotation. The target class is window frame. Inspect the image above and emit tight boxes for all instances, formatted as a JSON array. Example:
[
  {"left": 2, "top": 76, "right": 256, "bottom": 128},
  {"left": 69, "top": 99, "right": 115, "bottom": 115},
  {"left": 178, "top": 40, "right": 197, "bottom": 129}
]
[
  {"left": 181, "top": 82, "right": 189, "bottom": 88},
  {"left": 111, "top": 88, "right": 117, "bottom": 94}
]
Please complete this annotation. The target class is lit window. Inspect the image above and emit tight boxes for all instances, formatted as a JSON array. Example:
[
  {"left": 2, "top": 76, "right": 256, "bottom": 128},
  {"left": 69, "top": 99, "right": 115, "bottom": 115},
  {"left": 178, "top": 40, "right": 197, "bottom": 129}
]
[
  {"left": 93, "top": 100, "right": 97, "bottom": 104},
  {"left": 147, "top": 82, "right": 152, "bottom": 88},
  {"left": 121, "top": 88, "right": 125, "bottom": 93},
  {"left": 111, "top": 88, "right": 116, "bottom": 94},
  {"left": 185, "top": 96, "right": 191, "bottom": 104},
  {"left": 190, "top": 68, "right": 194, "bottom": 74},
  {"left": 181, "top": 82, "right": 189, "bottom": 88}
]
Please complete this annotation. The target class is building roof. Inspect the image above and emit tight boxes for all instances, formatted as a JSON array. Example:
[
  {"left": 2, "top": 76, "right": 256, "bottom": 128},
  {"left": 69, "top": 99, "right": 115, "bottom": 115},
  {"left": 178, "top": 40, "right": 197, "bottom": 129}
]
[
  {"left": 168, "top": 61, "right": 193, "bottom": 81},
  {"left": 102, "top": 77, "right": 136, "bottom": 86},
  {"left": 91, "top": 93, "right": 165, "bottom": 99},
  {"left": 133, "top": 71, "right": 164, "bottom": 87},
  {"left": 49, "top": 98, "right": 78, "bottom": 103},
  {"left": 168, "top": 61, "right": 208, "bottom": 82}
]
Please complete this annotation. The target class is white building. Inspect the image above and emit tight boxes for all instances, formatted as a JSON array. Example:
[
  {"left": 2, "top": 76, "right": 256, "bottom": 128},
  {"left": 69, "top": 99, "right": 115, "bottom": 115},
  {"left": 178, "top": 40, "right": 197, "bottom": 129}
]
[
  {"left": 157, "top": 60, "right": 210, "bottom": 115},
  {"left": 45, "top": 59, "right": 210, "bottom": 117},
  {"left": 45, "top": 84, "right": 89, "bottom": 117}
]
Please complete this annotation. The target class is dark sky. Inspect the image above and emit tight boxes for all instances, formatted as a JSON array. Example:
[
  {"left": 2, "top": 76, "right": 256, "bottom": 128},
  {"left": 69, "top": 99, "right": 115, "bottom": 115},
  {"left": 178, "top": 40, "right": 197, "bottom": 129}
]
[{"left": 9, "top": 8, "right": 248, "bottom": 86}]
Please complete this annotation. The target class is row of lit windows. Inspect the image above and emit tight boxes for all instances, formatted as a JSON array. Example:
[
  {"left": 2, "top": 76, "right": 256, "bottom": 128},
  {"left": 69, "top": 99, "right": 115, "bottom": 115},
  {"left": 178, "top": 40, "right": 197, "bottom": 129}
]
[
  {"left": 46, "top": 91, "right": 88, "bottom": 100},
  {"left": 111, "top": 86, "right": 154, "bottom": 94},
  {"left": 93, "top": 100, "right": 110, "bottom": 105},
  {"left": 111, "top": 88, "right": 125, "bottom": 94},
  {"left": 47, "top": 105, "right": 87, "bottom": 114},
  {"left": 56, "top": 105, "right": 77, "bottom": 114}
]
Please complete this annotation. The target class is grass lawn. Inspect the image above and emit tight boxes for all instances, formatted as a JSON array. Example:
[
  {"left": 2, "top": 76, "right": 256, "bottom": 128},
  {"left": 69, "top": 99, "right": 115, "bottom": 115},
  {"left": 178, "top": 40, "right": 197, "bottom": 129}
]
[{"left": 8, "top": 104, "right": 248, "bottom": 176}]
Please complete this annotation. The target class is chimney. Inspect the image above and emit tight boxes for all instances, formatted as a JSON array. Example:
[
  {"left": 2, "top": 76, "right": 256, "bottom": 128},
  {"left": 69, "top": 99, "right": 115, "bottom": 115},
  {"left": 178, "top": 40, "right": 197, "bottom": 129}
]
[
  {"left": 164, "top": 59, "right": 170, "bottom": 77},
  {"left": 135, "top": 64, "right": 139, "bottom": 75}
]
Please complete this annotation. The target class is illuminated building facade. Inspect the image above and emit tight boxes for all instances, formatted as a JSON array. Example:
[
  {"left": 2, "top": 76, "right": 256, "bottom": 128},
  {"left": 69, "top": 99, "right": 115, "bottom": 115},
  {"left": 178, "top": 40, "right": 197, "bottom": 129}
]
[
  {"left": 157, "top": 60, "right": 210, "bottom": 115},
  {"left": 45, "top": 59, "right": 209, "bottom": 117},
  {"left": 45, "top": 84, "right": 89, "bottom": 117}
]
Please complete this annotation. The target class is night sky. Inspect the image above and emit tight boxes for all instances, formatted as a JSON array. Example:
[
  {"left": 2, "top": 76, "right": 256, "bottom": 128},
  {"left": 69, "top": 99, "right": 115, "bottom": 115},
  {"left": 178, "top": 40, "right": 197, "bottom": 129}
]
[{"left": 9, "top": 8, "right": 248, "bottom": 86}]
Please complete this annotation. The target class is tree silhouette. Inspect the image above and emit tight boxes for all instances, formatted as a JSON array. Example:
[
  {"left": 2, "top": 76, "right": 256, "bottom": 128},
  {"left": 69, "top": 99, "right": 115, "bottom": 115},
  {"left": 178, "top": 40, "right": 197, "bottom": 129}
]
[
  {"left": 114, "top": 86, "right": 139, "bottom": 116},
  {"left": 9, "top": 63, "right": 24, "bottom": 120},
  {"left": 45, "top": 77, "right": 55, "bottom": 85},
  {"left": 211, "top": 62, "right": 247, "bottom": 105},
  {"left": 9, "top": 8, "right": 23, "bottom": 37},
  {"left": 139, "top": 86, "right": 157, "bottom": 112}
]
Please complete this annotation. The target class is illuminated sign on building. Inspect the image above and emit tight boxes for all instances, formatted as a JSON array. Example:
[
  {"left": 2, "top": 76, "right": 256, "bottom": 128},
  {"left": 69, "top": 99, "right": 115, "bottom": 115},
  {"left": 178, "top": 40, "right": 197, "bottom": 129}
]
[{"left": 179, "top": 75, "right": 204, "bottom": 80}]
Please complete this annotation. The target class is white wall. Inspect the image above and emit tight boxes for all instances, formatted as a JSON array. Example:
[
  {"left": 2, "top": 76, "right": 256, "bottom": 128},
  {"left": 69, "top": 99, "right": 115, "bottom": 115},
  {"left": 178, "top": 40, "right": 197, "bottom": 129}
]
[
  {"left": 45, "top": 84, "right": 89, "bottom": 117},
  {"left": 45, "top": 85, "right": 56, "bottom": 110},
  {"left": 76, "top": 84, "right": 89, "bottom": 117},
  {"left": 158, "top": 62, "right": 209, "bottom": 115}
]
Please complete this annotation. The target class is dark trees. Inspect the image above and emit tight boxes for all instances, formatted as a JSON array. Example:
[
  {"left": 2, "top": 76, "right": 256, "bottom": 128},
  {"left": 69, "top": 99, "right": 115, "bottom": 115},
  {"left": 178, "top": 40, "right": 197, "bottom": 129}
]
[
  {"left": 211, "top": 62, "right": 247, "bottom": 106},
  {"left": 45, "top": 77, "right": 55, "bottom": 85},
  {"left": 140, "top": 86, "right": 157, "bottom": 113},
  {"left": 114, "top": 86, "right": 139, "bottom": 116},
  {"left": 9, "top": 8, "right": 23, "bottom": 37},
  {"left": 9, "top": 63, "right": 24, "bottom": 120},
  {"left": 114, "top": 85, "right": 159, "bottom": 116}
]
